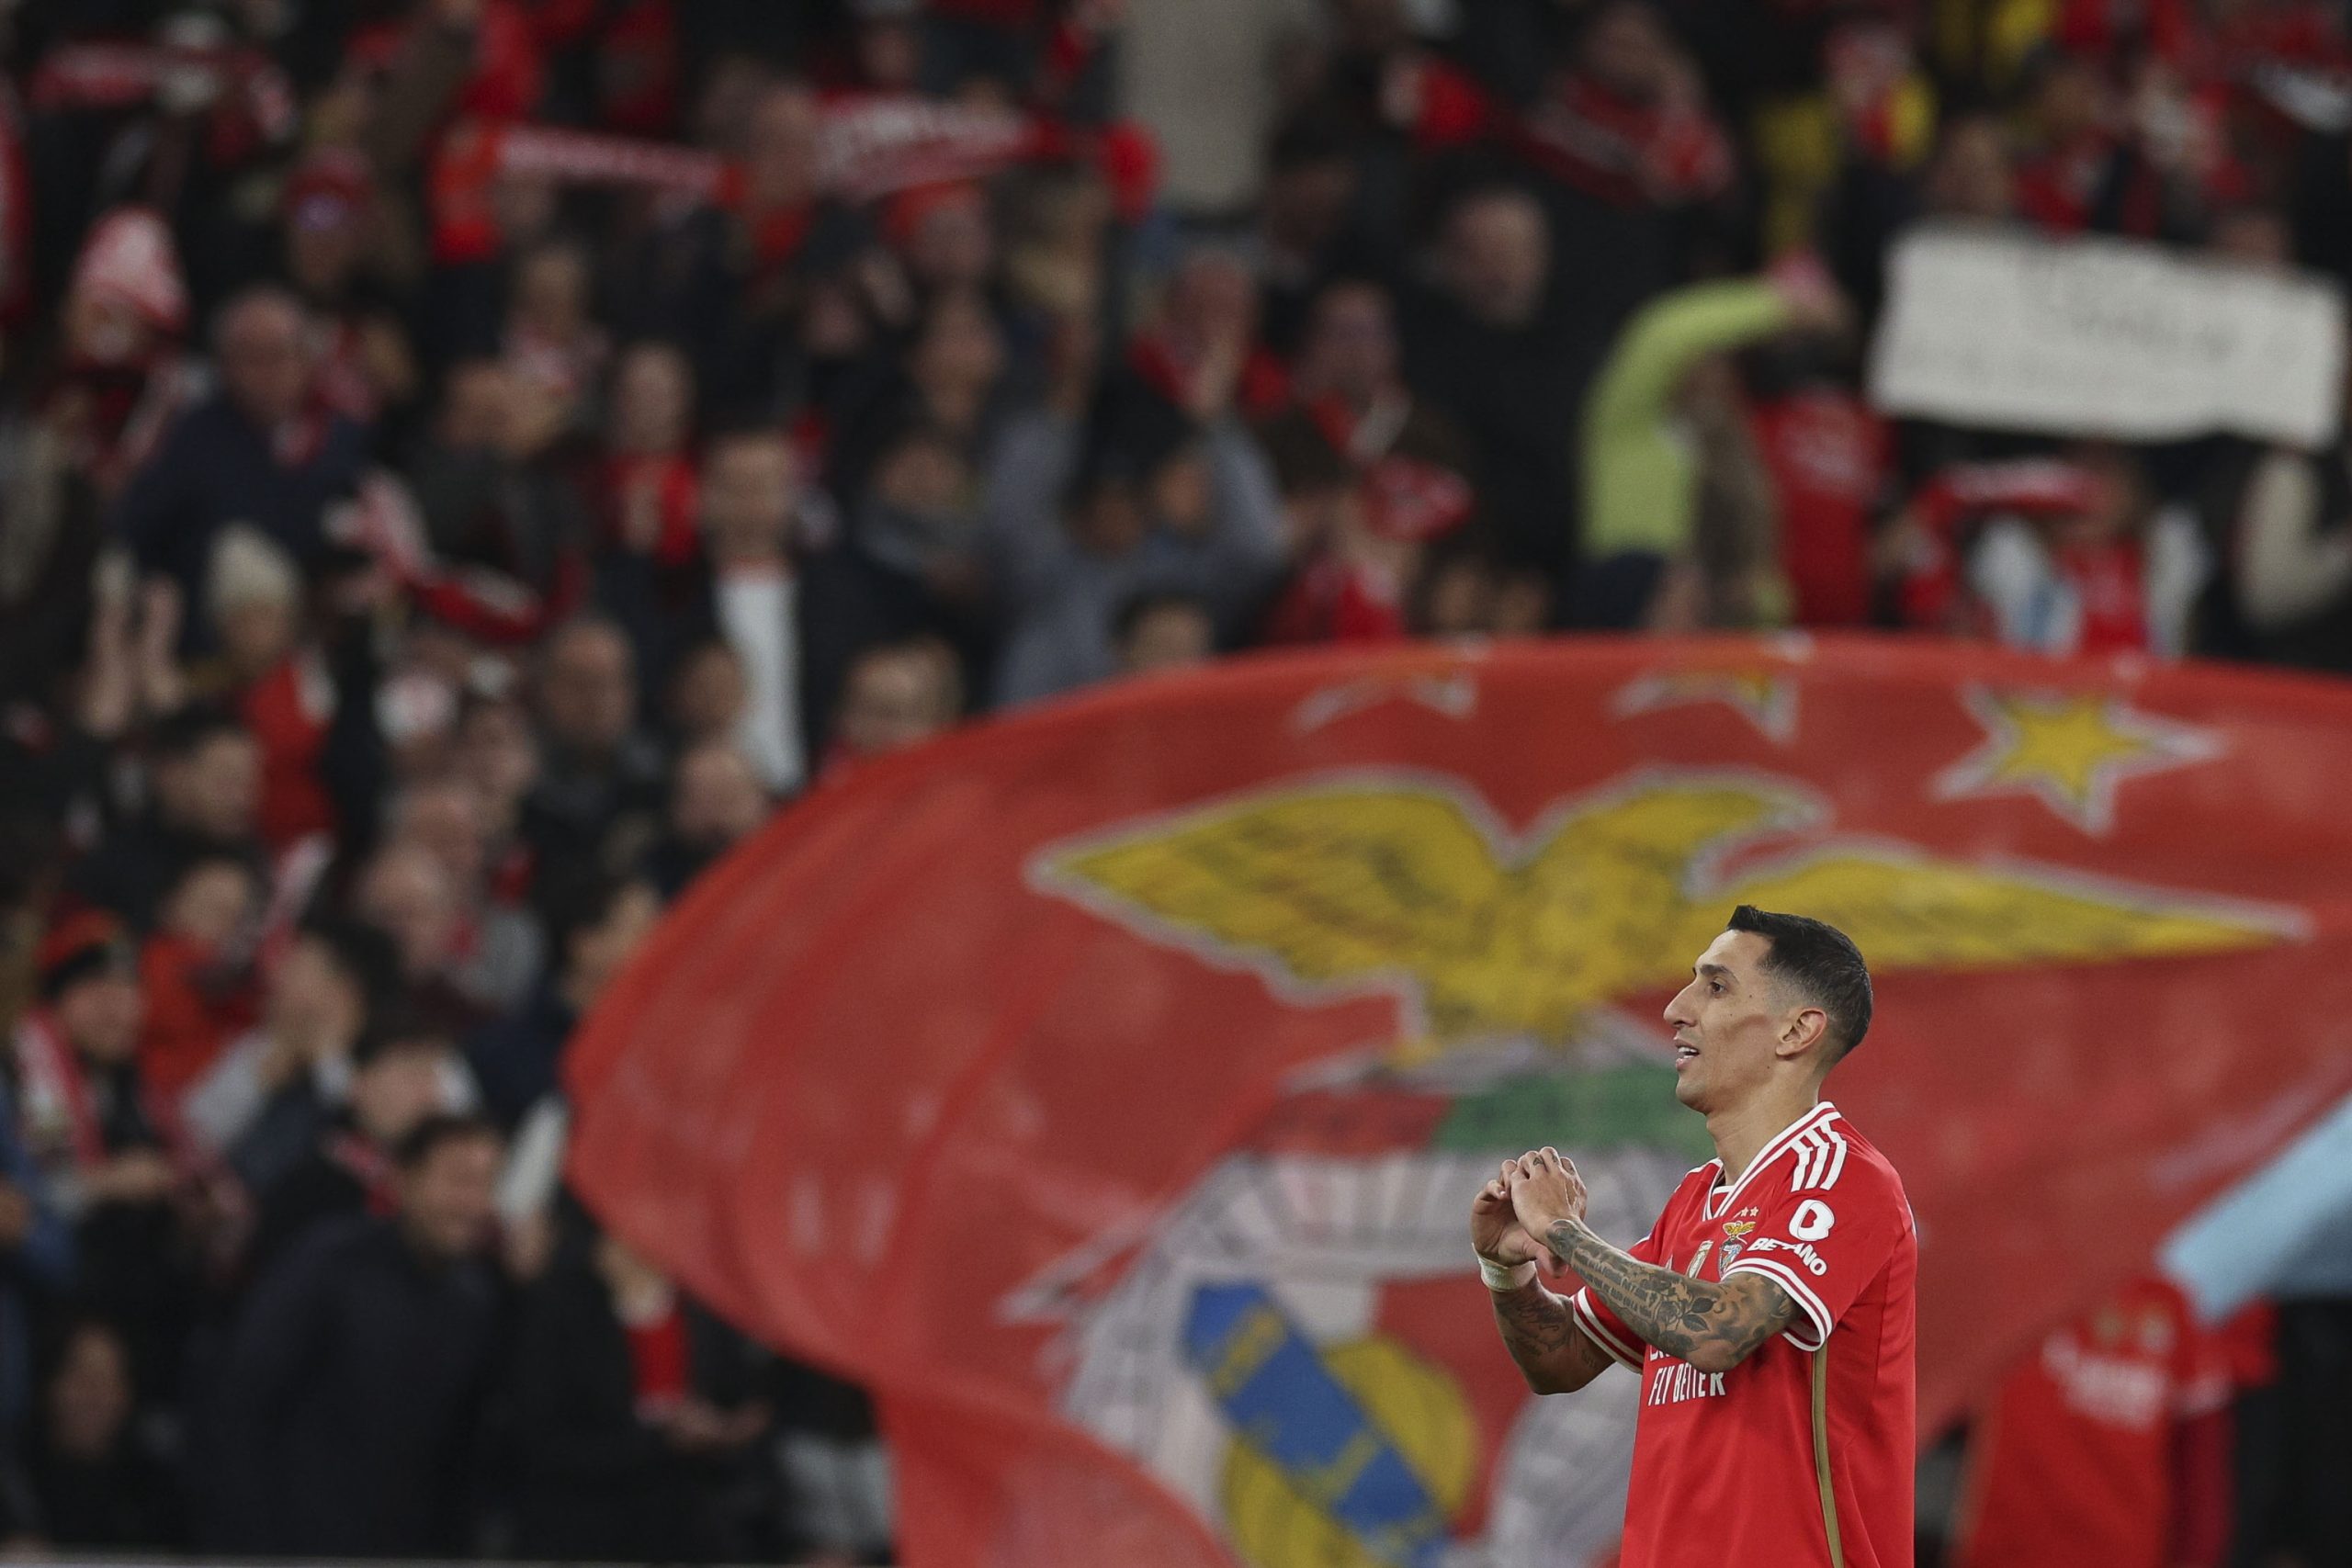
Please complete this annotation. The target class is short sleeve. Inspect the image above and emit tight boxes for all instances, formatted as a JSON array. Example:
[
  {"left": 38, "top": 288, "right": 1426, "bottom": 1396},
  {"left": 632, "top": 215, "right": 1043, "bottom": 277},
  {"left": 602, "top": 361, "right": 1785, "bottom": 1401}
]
[
  {"left": 1569, "top": 1227, "right": 1661, "bottom": 1370},
  {"left": 1721, "top": 1142, "right": 1907, "bottom": 1352},
  {"left": 1571, "top": 1222, "right": 1683, "bottom": 1363}
]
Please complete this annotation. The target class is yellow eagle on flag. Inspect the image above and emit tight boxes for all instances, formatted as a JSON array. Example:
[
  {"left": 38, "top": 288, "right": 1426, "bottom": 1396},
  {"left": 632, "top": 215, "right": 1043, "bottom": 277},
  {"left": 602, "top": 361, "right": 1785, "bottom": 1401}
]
[{"left": 1037, "top": 773, "right": 2295, "bottom": 1058}]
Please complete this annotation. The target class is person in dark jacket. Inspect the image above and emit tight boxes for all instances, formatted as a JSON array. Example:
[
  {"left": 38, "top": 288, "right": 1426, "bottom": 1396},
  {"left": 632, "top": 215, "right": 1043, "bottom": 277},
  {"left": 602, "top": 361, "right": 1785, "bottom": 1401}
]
[
  {"left": 519, "top": 618, "right": 671, "bottom": 871},
  {"left": 206, "top": 1113, "right": 505, "bottom": 1556},
  {"left": 245, "top": 1023, "right": 463, "bottom": 1277},
  {"left": 509, "top": 1224, "right": 773, "bottom": 1561},
  {"left": 468, "top": 872, "right": 660, "bottom": 1128},
  {"left": 638, "top": 741, "right": 772, "bottom": 899},
  {"left": 7, "top": 1317, "right": 184, "bottom": 1551},
  {"left": 1396, "top": 186, "right": 1606, "bottom": 586},
  {"left": 109, "top": 287, "right": 368, "bottom": 646},
  {"left": 66, "top": 707, "right": 264, "bottom": 933},
  {"left": 13, "top": 914, "right": 192, "bottom": 1404}
]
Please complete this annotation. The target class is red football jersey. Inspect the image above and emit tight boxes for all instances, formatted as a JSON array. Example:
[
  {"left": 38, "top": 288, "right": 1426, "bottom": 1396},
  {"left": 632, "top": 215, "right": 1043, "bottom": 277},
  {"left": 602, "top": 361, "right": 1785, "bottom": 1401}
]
[
  {"left": 1569, "top": 1101, "right": 1917, "bottom": 1568},
  {"left": 1951, "top": 1276, "right": 2233, "bottom": 1568}
]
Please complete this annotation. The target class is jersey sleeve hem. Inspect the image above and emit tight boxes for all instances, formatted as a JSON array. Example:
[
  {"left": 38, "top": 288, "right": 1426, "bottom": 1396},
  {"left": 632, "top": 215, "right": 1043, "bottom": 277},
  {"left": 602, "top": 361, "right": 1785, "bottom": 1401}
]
[
  {"left": 1723, "top": 1257, "right": 1833, "bottom": 1351},
  {"left": 1568, "top": 1289, "right": 1644, "bottom": 1369}
]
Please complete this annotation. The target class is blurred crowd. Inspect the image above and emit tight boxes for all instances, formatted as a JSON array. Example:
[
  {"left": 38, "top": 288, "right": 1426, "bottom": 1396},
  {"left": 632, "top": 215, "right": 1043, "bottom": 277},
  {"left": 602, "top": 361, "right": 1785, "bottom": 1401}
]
[{"left": 2, "top": 0, "right": 2352, "bottom": 1562}]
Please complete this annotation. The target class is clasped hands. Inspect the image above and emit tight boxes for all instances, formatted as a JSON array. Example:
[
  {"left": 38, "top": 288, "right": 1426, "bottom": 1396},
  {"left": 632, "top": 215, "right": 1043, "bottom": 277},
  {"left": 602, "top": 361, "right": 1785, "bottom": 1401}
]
[{"left": 1469, "top": 1145, "right": 1590, "bottom": 1273}]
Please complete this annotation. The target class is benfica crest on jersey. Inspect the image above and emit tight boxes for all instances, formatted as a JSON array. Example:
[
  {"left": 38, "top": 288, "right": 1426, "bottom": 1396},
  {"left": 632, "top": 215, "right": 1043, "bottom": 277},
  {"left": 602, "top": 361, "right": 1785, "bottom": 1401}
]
[
  {"left": 1719, "top": 1219, "right": 1758, "bottom": 1272},
  {"left": 567, "top": 638, "right": 2352, "bottom": 1568}
]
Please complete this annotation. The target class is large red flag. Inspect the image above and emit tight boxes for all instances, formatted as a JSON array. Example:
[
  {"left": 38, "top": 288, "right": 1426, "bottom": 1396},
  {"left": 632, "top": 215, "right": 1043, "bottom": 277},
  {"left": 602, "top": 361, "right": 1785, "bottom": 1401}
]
[{"left": 567, "top": 636, "right": 2352, "bottom": 1568}]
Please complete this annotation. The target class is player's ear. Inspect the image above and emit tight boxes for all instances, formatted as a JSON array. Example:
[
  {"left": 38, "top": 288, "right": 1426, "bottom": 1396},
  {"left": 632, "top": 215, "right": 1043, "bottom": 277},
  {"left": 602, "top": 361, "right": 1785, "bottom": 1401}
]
[{"left": 1776, "top": 1004, "right": 1830, "bottom": 1062}]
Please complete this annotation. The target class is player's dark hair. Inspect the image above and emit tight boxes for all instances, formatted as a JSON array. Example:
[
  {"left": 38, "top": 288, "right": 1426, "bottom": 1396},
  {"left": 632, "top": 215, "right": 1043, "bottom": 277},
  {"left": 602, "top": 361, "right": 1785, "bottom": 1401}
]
[{"left": 1726, "top": 905, "right": 1872, "bottom": 1063}]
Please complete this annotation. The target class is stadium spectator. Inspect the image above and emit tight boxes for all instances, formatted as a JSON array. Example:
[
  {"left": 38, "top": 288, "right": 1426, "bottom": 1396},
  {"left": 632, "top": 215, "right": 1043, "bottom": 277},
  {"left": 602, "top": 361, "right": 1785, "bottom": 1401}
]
[
  {"left": 1575, "top": 262, "right": 1850, "bottom": 629},
  {"left": 468, "top": 874, "right": 661, "bottom": 1129},
  {"left": 185, "top": 527, "right": 345, "bottom": 852},
  {"left": 987, "top": 378, "right": 1286, "bottom": 703},
  {"left": 508, "top": 1224, "right": 774, "bottom": 1560},
  {"left": 0, "top": 209, "right": 198, "bottom": 693},
  {"left": 1114, "top": 591, "right": 1217, "bottom": 679},
  {"left": 662, "top": 637, "right": 757, "bottom": 757},
  {"left": 112, "top": 288, "right": 368, "bottom": 637},
  {"left": 67, "top": 708, "right": 263, "bottom": 933},
  {"left": 450, "top": 694, "right": 542, "bottom": 897},
  {"left": 183, "top": 918, "right": 401, "bottom": 1193},
  {"left": 6, "top": 1317, "right": 184, "bottom": 1551},
  {"left": 639, "top": 79, "right": 853, "bottom": 418},
  {"left": 1272, "top": 276, "right": 1482, "bottom": 632},
  {"left": 385, "top": 776, "right": 544, "bottom": 1016},
  {"left": 500, "top": 239, "right": 611, "bottom": 430},
  {"left": 207, "top": 1114, "right": 505, "bottom": 1557},
  {"left": 132, "top": 855, "right": 261, "bottom": 1110},
  {"left": 599, "top": 342, "right": 704, "bottom": 585},
  {"left": 691, "top": 428, "right": 810, "bottom": 794},
  {"left": 1951, "top": 1276, "right": 2234, "bottom": 1568},
  {"left": 1962, "top": 446, "right": 2211, "bottom": 659},
  {"left": 404, "top": 357, "right": 591, "bottom": 630},
  {"left": 12, "top": 916, "right": 187, "bottom": 1402},
  {"left": 523, "top": 618, "right": 668, "bottom": 870},
  {"left": 1398, "top": 186, "right": 1582, "bottom": 576},
  {"left": 245, "top": 1024, "right": 465, "bottom": 1276},
  {"left": 831, "top": 637, "right": 967, "bottom": 769},
  {"left": 1889, "top": 448, "right": 2211, "bottom": 658},
  {"left": 279, "top": 147, "right": 419, "bottom": 430},
  {"left": 641, "top": 742, "right": 773, "bottom": 898},
  {"left": 353, "top": 840, "right": 481, "bottom": 1032},
  {"left": 1112, "top": 0, "right": 1320, "bottom": 222}
]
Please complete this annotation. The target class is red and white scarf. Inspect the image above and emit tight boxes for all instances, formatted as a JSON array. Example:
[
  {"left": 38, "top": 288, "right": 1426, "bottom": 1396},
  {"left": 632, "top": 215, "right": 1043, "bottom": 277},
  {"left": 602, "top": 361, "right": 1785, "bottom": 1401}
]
[
  {"left": 13, "top": 1010, "right": 106, "bottom": 1171},
  {"left": 429, "top": 97, "right": 1159, "bottom": 263},
  {"left": 28, "top": 40, "right": 296, "bottom": 142}
]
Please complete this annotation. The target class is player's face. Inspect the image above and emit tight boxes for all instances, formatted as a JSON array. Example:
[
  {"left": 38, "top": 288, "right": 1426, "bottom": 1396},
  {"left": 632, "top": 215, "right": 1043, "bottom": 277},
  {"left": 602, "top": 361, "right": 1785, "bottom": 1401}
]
[{"left": 1663, "top": 931, "right": 1784, "bottom": 1112}]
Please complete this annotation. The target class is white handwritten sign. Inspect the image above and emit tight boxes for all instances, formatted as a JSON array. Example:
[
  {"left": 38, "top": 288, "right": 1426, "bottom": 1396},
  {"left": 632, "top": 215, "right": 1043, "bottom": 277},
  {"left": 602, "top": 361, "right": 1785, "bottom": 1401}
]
[{"left": 1868, "top": 224, "right": 2346, "bottom": 447}]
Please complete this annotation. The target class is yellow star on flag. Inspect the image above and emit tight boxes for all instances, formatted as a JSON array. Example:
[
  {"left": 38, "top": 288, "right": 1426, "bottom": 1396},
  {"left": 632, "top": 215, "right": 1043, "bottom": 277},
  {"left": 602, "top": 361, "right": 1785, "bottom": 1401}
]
[{"left": 1933, "top": 688, "right": 2222, "bottom": 834}]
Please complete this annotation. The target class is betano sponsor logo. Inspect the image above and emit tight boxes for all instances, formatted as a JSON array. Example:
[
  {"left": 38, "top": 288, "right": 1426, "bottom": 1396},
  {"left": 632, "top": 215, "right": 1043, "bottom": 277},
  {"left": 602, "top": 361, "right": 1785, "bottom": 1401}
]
[{"left": 1744, "top": 1235, "right": 1831, "bottom": 1277}]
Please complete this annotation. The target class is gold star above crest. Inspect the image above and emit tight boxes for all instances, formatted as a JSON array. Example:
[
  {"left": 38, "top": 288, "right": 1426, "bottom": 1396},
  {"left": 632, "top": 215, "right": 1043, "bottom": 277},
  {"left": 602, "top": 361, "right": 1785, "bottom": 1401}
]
[
  {"left": 1933, "top": 688, "right": 2222, "bottom": 835},
  {"left": 1610, "top": 671, "right": 1798, "bottom": 743}
]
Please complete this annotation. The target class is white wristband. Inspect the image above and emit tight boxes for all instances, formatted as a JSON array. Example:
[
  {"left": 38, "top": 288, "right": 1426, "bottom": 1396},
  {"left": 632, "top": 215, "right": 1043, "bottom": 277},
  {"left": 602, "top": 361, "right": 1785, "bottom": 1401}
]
[{"left": 1479, "top": 1254, "right": 1536, "bottom": 1292}]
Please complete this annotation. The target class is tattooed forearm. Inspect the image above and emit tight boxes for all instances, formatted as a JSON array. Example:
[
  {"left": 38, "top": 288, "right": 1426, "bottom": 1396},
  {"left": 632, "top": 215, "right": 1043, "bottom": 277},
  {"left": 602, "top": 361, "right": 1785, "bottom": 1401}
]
[
  {"left": 1493, "top": 1280, "right": 1575, "bottom": 1355},
  {"left": 1542, "top": 1219, "right": 1795, "bottom": 1373},
  {"left": 1487, "top": 1280, "right": 1609, "bottom": 1394}
]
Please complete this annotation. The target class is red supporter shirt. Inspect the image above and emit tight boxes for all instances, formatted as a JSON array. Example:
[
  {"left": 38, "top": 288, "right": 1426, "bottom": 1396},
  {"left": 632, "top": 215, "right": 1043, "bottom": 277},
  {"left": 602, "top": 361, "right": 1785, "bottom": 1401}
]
[
  {"left": 239, "top": 653, "right": 337, "bottom": 851},
  {"left": 1571, "top": 1101, "right": 1917, "bottom": 1568},
  {"left": 1952, "top": 1277, "right": 2233, "bottom": 1568},
  {"left": 1747, "top": 388, "right": 1887, "bottom": 628}
]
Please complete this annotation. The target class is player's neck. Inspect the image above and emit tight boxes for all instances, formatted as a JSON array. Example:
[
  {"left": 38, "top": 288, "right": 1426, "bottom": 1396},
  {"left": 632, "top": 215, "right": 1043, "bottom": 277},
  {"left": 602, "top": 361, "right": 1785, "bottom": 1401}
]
[{"left": 1706, "top": 1086, "right": 1826, "bottom": 1188}]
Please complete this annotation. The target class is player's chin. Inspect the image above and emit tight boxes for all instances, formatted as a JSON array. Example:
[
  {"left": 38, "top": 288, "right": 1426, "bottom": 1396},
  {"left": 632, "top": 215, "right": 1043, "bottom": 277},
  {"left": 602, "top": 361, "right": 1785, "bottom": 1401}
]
[{"left": 1670, "top": 1067, "right": 1706, "bottom": 1109}]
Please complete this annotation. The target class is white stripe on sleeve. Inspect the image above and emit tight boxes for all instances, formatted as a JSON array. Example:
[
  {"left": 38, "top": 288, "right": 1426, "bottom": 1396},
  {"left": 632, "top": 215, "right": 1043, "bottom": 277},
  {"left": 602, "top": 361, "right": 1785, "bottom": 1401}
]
[
  {"left": 1724, "top": 1257, "right": 1834, "bottom": 1351},
  {"left": 1569, "top": 1290, "right": 1644, "bottom": 1369}
]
